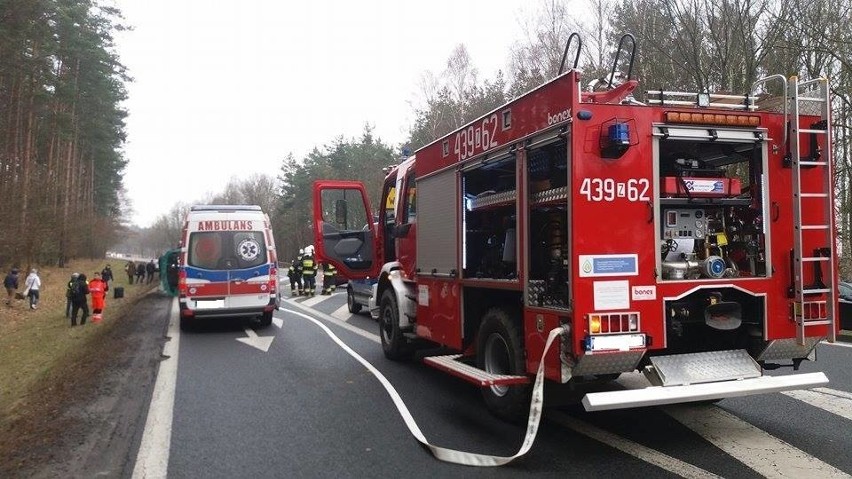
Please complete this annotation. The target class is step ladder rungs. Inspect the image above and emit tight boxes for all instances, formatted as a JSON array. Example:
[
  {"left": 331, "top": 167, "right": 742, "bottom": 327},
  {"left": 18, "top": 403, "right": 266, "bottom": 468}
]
[
  {"left": 798, "top": 161, "right": 828, "bottom": 166},
  {"left": 801, "top": 256, "right": 830, "bottom": 263},
  {"left": 800, "top": 193, "right": 829, "bottom": 198},
  {"left": 798, "top": 319, "right": 832, "bottom": 326},
  {"left": 799, "top": 224, "right": 829, "bottom": 230},
  {"left": 422, "top": 354, "right": 529, "bottom": 387},
  {"left": 800, "top": 288, "right": 831, "bottom": 294},
  {"left": 798, "top": 128, "right": 827, "bottom": 134}
]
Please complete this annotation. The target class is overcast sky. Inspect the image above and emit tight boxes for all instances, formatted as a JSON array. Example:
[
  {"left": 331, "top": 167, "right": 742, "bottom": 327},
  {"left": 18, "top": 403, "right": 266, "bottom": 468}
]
[{"left": 114, "top": 0, "right": 543, "bottom": 227}]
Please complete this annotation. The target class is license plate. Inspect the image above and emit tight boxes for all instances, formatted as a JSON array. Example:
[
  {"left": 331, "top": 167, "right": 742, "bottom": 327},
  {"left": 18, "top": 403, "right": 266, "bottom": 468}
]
[{"left": 196, "top": 299, "right": 225, "bottom": 309}]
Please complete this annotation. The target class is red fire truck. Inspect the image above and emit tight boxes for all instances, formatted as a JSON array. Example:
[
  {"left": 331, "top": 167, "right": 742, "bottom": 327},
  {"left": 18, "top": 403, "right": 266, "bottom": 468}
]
[{"left": 312, "top": 35, "right": 835, "bottom": 418}]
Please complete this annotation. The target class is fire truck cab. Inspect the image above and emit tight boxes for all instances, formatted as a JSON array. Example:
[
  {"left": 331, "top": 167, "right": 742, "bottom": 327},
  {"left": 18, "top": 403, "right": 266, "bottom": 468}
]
[{"left": 313, "top": 36, "right": 834, "bottom": 418}]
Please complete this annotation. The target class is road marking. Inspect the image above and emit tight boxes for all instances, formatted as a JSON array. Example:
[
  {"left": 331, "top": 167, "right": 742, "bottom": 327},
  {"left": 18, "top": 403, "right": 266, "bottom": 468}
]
[
  {"left": 132, "top": 299, "right": 180, "bottom": 479},
  {"left": 547, "top": 411, "right": 721, "bottom": 479},
  {"left": 282, "top": 302, "right": 380, "bottom": 344},
  {"left": 781, "top": 387, "right": 852, "bottom": 421},
  {"left": 824, "top": 341, "right": 852, "bottom": 349},
  {"left": 665, "top": 403, "right": 847, "bottom": 478},
  {"left": 272, "top": 317, "right": 284, "bottom": 328},
  {"left": 288, "top": 307, "right": 564, "bottom": 467},
  {"left": 236, "top": 328, "right": 274, "bottom": 352},
  {"left": 301, "top": 295, "right": 326, "bottom": 307},
  {"left": 331, "top": 304, "right": 350, "bottom": 321}
]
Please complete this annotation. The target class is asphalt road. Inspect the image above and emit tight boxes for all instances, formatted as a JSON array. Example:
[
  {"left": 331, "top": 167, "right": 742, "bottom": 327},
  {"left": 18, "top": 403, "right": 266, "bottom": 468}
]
[{"left": 152, "top": 288, "right": 852, "bottom": 478}]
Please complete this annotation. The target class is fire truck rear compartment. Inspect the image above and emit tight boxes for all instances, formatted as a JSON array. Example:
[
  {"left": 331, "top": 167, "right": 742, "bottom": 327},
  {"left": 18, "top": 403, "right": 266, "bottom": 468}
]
[{"left": 661, "top": 287, "right": 764, "bottom": 356}]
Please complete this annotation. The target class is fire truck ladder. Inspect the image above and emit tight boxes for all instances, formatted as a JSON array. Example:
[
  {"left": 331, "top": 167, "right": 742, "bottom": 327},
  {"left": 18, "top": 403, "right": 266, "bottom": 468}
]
[{"left": 788, "top": 76, "right": 836, "bottom": 344}]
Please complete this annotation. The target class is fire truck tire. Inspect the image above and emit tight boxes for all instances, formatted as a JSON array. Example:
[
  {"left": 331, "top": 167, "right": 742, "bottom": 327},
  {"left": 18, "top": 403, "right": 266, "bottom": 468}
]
[
  {"left": 476, "top": 309, "right": 530, "bottom": 422},
  {"left": 347, "top": 287, "right": 362, "bottom": 314},
  {"left": 380, "top": 289, "right": 411, "bottom": 360}
]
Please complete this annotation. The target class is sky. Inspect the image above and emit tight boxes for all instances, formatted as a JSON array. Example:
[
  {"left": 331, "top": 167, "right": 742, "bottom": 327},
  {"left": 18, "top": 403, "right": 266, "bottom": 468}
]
[{"left": 113, "top": 0, "right": 541, "bottom": 227}]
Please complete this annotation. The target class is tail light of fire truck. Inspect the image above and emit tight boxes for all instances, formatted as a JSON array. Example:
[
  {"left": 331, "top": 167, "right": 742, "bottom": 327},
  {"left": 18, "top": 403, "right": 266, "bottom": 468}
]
[{"left": 586, "top": 312, "right": 645, "bottom": 351}]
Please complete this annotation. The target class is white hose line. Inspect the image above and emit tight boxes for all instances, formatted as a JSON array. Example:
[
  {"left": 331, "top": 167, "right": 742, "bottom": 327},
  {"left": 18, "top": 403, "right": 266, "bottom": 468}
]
[{"left": 289, "top": 308, "right": 563, "bottom": 467}]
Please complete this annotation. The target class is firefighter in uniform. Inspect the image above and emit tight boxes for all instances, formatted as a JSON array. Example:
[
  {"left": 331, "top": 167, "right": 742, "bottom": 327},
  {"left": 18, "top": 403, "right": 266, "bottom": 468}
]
[
  {"left": 321, "top": 262, "right": 337, "bottom": 295},
  {"left": 301, "top": 248, "right": 317, "bottom": 296},
  {"left": 288, "top": 249, "right": 304, "bottom": 295}
]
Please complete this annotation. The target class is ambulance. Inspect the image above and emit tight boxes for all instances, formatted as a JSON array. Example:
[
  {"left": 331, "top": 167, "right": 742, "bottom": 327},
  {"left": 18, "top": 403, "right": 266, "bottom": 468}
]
[{"left": 178, "top": 205, "right": 280, "bottom": 330}]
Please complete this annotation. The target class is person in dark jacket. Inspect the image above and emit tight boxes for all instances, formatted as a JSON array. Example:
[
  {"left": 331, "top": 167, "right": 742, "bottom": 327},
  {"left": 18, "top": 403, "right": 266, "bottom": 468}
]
[
  {"left": 101, "top": 264, "right": 114, "bottom": 291},
  {"left": 65, "top": 272, "right": 80, "bottom": 317},
  {"left": 4, "top": 268, "right": 19, "bottom": 306},
  {"left": 70, "top": 273, "right": 90, "bottom": 326},
  {"left": 301, "top": 250, "right": 317, "bottom": 296},
  {"left": 146, "top": 260, "right": 156, "bottom": 284},
  {"left": 135, "top": 263, "right": 145, "bottom": 284}
]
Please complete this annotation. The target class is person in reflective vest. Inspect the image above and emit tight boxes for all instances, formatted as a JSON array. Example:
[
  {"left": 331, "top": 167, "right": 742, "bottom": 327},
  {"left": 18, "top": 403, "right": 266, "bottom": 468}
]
[
  {"left": 301, "top": 251, "right": 317, "bottom": 296},
  {"left": 321, "top": 262, "right": 337, "bottom": 295},
  {"left": 288, "top": 249, "right": 304, "bottom": 295},
  {"left": 88, "top": 272, "right": 107, "bottom": 323}
]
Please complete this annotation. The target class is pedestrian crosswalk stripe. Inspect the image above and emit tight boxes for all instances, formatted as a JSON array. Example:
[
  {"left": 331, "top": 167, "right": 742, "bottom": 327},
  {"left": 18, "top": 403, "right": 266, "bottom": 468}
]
[
  {"left": 301, "top": 295, "right": 326, "bottom": 307},
  {"left": 548, "top": 411, "right": 721, "bottom": 479},
  {"left": 331, "top": 304, "right": 350, "bottom": 321},
  {"left": 781, "top": 387, "right": 852, "bottom": 422},
  {"left": 665, "top": 403, "right": 847, "bottom": 478}
]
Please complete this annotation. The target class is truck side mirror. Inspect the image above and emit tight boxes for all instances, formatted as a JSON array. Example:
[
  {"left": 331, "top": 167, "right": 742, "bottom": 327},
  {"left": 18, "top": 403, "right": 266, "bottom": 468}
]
[{"left": 334, "top": 199, "right": 348, "bottom": 227}]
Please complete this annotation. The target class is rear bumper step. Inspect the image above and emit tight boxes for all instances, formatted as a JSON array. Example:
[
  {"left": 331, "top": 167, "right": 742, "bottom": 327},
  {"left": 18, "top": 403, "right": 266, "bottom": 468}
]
[
  {"left": 582, "top": 372, "right": 829, "bottom": 411},
  {"left": 423, "top": 354, "right": 529, "bottom": 387}
]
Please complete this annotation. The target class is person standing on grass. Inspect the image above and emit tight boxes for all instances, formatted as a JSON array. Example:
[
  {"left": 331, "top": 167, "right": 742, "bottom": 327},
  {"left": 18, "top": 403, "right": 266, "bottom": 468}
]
[
  {"left": 23, "top": 269, "right": 41, "bottom": 310},
  {"left": 65, "top": 272, "right": 80, "bottom": 317},
  {"left": 89, "top": 272, "right": 107, "bottom": 322},
  {"left": 125, "top": 260, "right": 135, "bottom": 284},
  {"left": 135, "top": 262, "right": 145, "bottom": 284},
  {"left": 101, "top": 264, "right": 113, "bottom": 291},
  {"left": 4, "top": 268, "right": 19, "bottom": 306},
  {"left": 70, "top": 273, "right": 90, "bottom": 326},
  {"left": 146, "top": 259, "right": 156, "bottom": 284}
]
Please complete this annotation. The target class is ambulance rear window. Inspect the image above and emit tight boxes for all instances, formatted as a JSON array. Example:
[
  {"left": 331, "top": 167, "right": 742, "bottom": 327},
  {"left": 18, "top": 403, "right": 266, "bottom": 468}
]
[{"left": 188, "top": 231, "right": 267, "bottom": 270}]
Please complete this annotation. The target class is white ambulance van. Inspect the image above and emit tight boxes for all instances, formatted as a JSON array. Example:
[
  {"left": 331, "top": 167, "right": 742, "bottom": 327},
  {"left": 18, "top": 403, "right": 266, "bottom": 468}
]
[{"left": 178, "top": 205, "right": 279, "bottom": 330}]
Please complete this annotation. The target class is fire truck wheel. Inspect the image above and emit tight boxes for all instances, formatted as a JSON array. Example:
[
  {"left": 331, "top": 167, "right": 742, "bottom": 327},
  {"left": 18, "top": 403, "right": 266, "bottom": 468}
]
[
  {"left": 380, "top": 289, "right": 411, "bottom": 360},
  {"left": 347, "top": 287, "right": 362, "bottom": 314},
  {"left": 476, "top": 309, "right": 530, "bottom": 422}
]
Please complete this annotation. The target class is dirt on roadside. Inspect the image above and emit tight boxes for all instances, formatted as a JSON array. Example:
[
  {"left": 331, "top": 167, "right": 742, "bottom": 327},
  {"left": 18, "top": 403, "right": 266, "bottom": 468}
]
[{"left": 0, "top": 291, "right": 173, "bottom": 479}]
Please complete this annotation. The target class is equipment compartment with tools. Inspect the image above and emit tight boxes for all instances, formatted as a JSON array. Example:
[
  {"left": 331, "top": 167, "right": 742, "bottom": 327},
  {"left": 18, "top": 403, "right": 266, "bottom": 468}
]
[{"left": 657, "top": 132, "right": 768, "bottom": 281}]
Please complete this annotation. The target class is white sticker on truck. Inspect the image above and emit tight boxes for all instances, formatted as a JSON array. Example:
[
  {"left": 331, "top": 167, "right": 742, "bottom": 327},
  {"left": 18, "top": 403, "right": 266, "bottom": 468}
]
[{"left": 418, "top": 285, "right": 429, "bottom": 306}]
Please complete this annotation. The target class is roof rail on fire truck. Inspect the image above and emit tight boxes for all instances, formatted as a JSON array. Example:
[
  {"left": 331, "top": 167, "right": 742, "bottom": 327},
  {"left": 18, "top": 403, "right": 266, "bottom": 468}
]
[{"left": 645, "top": 90, "right": 758, "bottom": 111}]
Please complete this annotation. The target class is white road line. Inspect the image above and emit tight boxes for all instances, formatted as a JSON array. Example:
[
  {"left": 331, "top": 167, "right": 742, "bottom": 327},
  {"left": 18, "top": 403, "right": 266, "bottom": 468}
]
[
  {"left": 282, "top": 302, "right": 380, "bottom": 344},
  {"left": 132, "top": 298, "right": 180, "bottom": 479},
  {"left": 547, "top": 411, "right": 721, "bottom": 479},
  {"left": 300, "top": 295, "right": 326, "bottom": 307},
  {"left": 781, "top": 387, "right": 852, "bottom": 421},
  {"left": 824, "top": 341, "right": 852, "bottom": 349},
  {"left": 272, "top": 317, "right": 284, "bottom": 329},
  {"left": 330, "top": 304, "right": 350, "bottom": 321},
  {"left": 665, "top": 404, "right": 848, "bottom": 478}
]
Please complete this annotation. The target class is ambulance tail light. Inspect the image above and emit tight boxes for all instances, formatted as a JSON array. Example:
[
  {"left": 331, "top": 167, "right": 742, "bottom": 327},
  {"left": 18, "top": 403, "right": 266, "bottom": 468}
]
[
  {"left": 178, "top": 269, "right": 187, "bottom": 297},
  {"left": 269, "top": 265, "right": 278, "bottom": 293}
]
